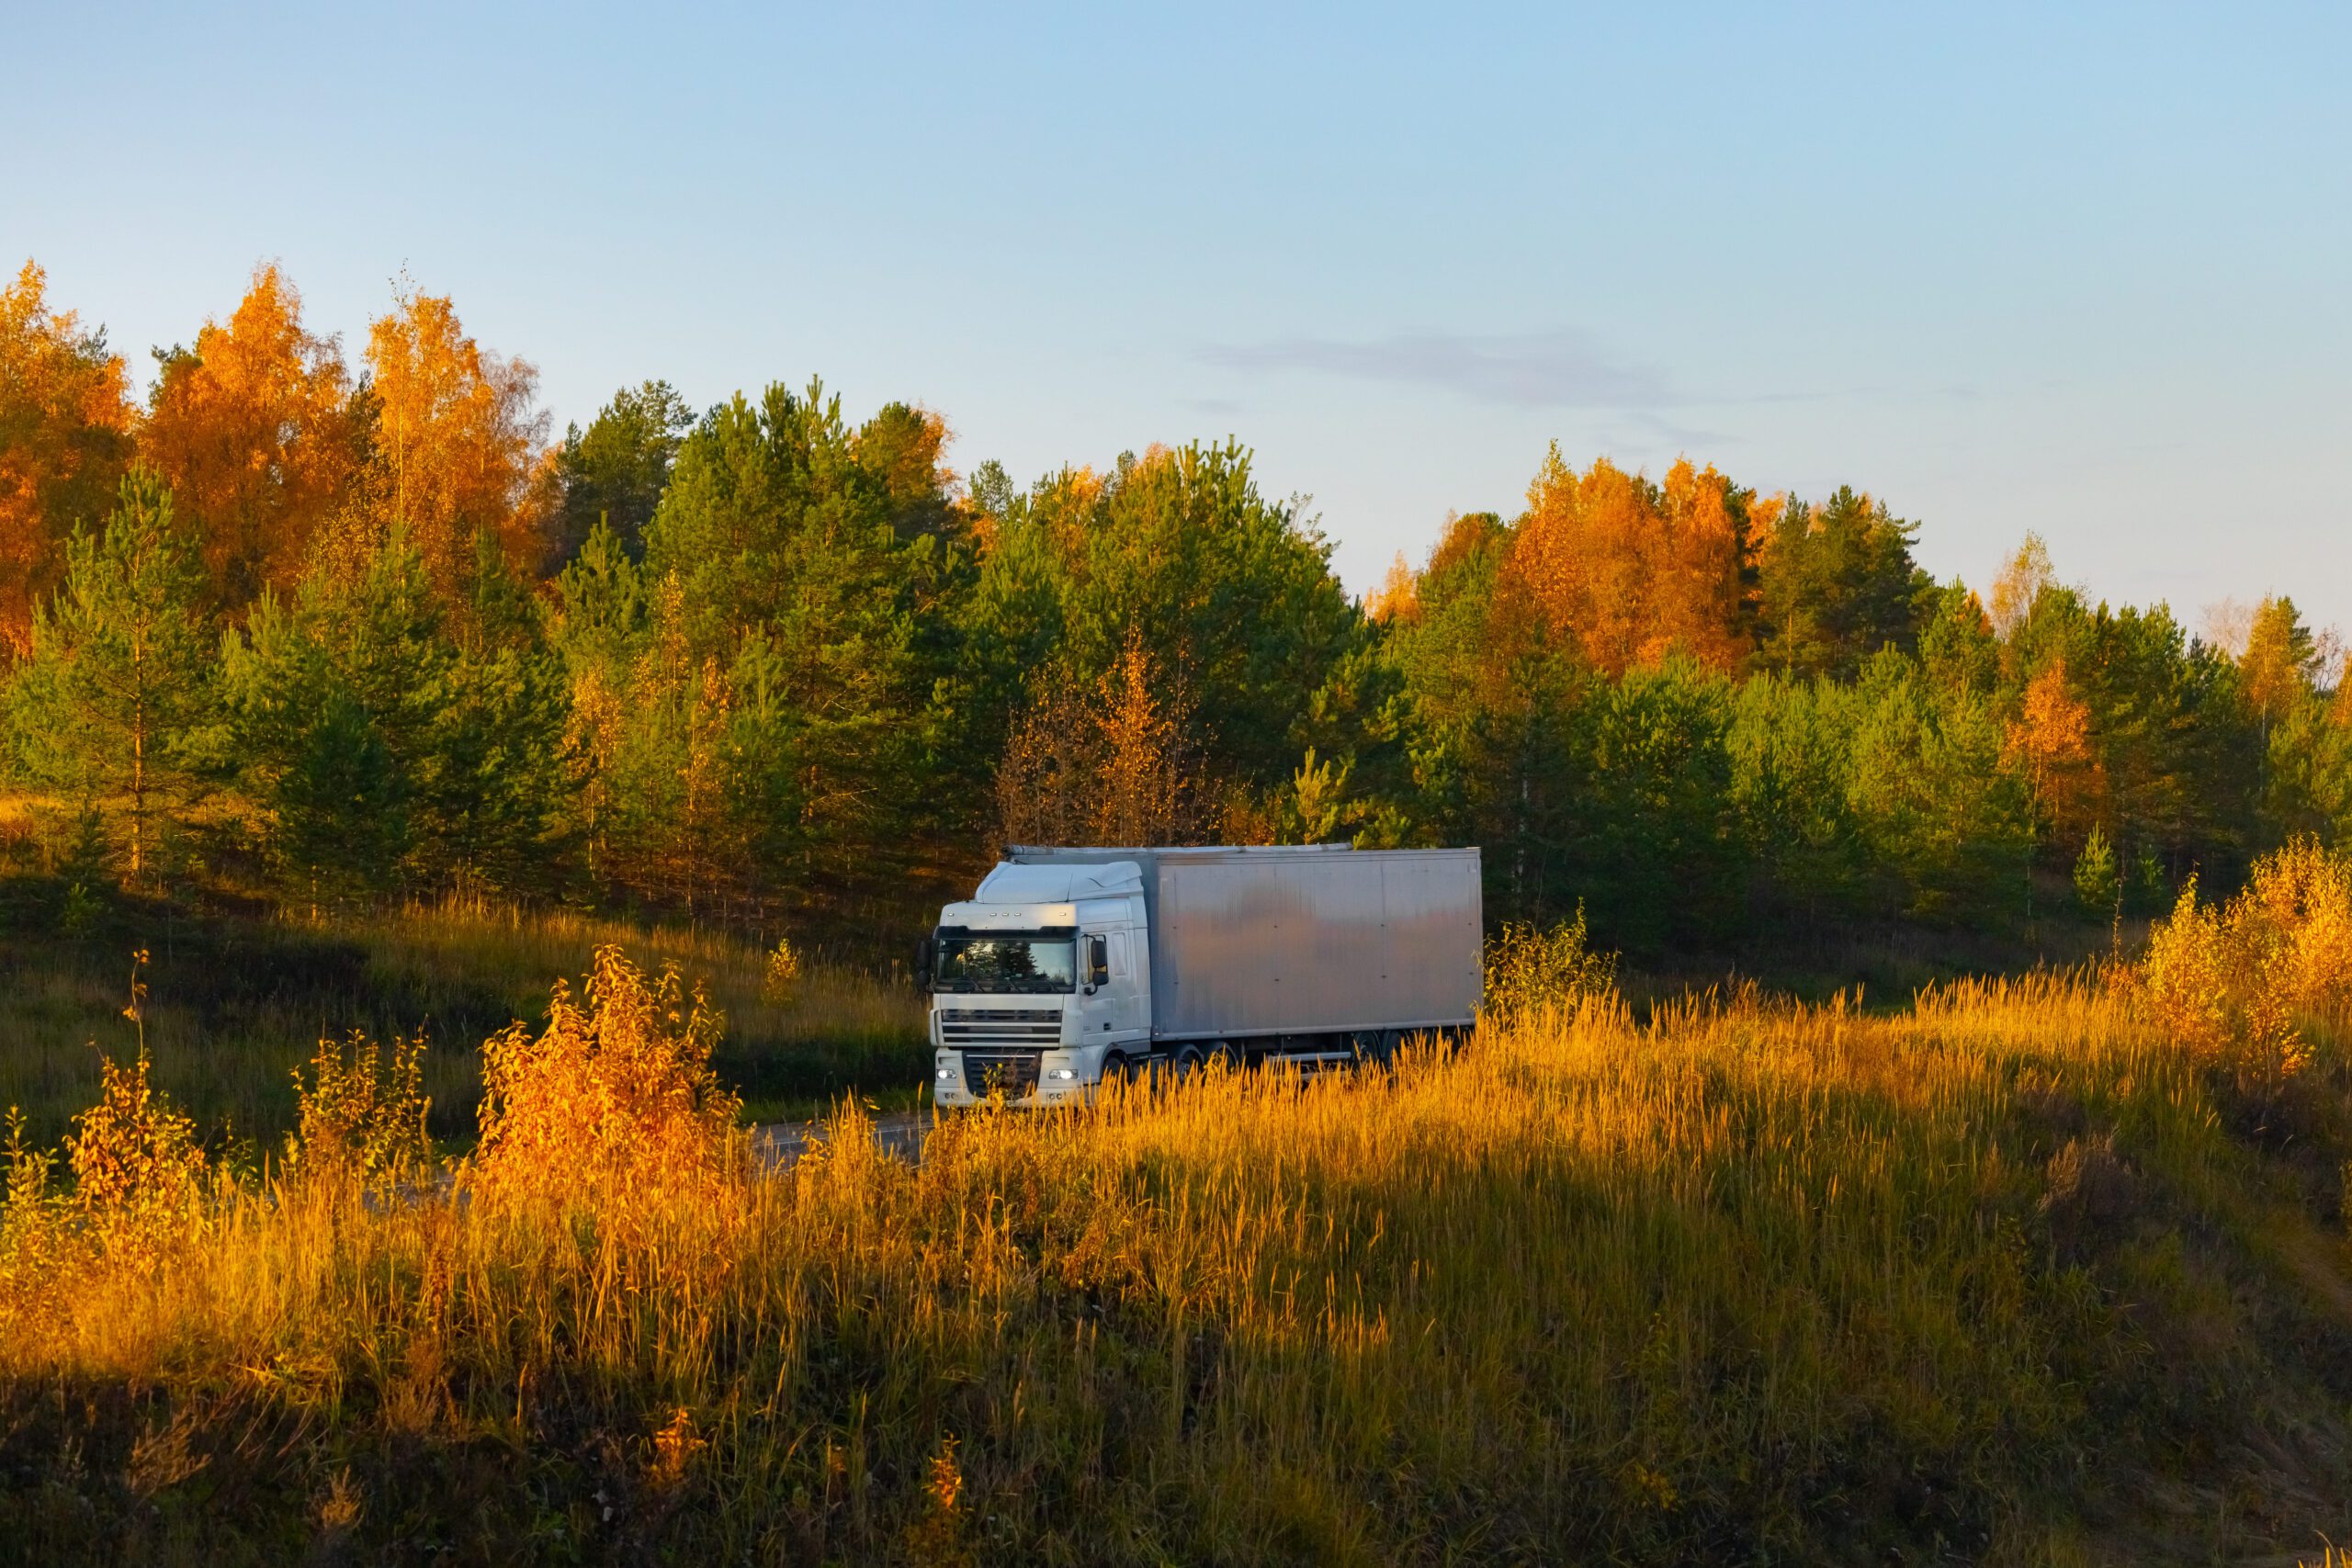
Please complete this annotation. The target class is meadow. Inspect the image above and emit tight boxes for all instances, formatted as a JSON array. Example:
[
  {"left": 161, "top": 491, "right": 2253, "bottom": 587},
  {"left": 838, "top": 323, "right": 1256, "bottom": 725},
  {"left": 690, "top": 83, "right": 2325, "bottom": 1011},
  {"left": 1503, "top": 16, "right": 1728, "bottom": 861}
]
[
  {"left": 0, "top": 843, "right": 2346, "bottom": 1564},
  {"left": 0, "top": 884, "right": 929, "bottom": 1146}
]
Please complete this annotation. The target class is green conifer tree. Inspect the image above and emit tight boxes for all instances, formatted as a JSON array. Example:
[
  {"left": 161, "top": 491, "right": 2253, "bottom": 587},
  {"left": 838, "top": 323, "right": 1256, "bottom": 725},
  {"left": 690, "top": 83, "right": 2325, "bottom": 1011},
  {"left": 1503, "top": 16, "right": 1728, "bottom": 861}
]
[
  {"left": 2073, "top": 824, "right": 2118, "bottom": 917},
  {"left": 5, "top": 467, "right": 221, "bottom": 883}
]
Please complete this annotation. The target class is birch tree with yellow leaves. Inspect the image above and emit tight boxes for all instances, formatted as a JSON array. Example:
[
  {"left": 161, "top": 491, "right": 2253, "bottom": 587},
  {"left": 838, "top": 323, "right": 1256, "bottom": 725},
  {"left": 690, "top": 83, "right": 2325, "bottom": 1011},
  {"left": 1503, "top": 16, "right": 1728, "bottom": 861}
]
[
  {"left": 363, "top": 283, "right": 551, "bottom": 589},
  {"left": 142, "top": 265, "right": 357, "bottom": 606},
  {"left": 1509, "top": 447, "right": 1756, "bottom": 676},
  {"left": 0, "top": 263, "right": 137, "bottom": 645}
]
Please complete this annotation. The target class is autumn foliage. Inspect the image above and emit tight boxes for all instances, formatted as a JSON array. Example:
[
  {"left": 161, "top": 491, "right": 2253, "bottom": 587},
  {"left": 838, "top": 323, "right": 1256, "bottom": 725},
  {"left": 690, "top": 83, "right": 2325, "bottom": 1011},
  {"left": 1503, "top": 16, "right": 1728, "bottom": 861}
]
[
  {"left": 997, "top": 632, "right": 1200, "bottom": 847},
  {"left": 1511, "top": 449, "right": 1755, "bottom": 675},
  {"left": 364, "top": 284, "right": 553, "bottom": 586},
  {"left": 0, "top": 254, "right": 2346, "bottom": 964},
  {"left": 2139, "top": 838, "right": 2352, "bottom": 1077},
  {"left": 0, "top": 263, "right": 136, "bottom": 641},
  {"left": 142, "top": 265, "right": 356, "bottom": 604},
  {"left": 466, "top": 945, "right": 740, "bottom": 1213}
]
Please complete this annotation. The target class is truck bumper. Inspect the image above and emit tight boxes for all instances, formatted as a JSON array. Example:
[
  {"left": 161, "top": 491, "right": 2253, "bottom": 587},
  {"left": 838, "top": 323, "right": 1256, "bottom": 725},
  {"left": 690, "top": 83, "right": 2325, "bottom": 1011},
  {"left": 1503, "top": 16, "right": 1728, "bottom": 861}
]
[{"left": 933, "top": 1046, "right": 1107, "bottom": 1109}]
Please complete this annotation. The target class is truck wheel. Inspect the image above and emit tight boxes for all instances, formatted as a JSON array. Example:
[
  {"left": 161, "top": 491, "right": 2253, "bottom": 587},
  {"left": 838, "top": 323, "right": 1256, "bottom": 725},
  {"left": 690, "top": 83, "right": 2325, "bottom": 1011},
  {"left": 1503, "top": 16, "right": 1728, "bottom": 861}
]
[
  {"left": 1173, "top": 1043, "right": 1206, "bottom": 1081},
  {"left": 1101, "top": 1051, "right": 1130, "bottom": 1089},
  {"left": 1207, "top": 1041, "right": 1239, "bottom": 1074}
]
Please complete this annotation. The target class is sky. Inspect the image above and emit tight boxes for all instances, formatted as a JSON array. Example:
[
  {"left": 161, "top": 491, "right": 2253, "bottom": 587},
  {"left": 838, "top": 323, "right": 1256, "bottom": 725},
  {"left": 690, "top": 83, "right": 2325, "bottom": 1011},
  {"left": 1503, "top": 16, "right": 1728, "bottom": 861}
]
[{"left": 6, "top": 1, "right": 2347, "bottom": 637}]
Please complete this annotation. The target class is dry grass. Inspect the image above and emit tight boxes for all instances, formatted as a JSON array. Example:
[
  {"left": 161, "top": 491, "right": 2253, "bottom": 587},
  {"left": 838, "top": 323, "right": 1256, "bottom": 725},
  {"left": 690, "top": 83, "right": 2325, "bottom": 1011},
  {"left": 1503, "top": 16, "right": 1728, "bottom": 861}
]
[
  {"left": 0, "top": 889, "right": 928, "bottom": 1145},
  {"left": 1, "top": 846, "right": 2350, "bottom": 1562},
  {"left": 351, "top": 897, "right": 930, "bottom": 1125}
]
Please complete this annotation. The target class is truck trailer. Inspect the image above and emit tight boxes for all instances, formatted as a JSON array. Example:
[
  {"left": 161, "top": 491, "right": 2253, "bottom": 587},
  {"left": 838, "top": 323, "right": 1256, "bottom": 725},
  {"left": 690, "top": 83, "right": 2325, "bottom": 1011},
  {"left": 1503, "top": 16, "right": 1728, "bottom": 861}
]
[{"left": 920, "top": 843, "right": 1483, "bottom": 1108}]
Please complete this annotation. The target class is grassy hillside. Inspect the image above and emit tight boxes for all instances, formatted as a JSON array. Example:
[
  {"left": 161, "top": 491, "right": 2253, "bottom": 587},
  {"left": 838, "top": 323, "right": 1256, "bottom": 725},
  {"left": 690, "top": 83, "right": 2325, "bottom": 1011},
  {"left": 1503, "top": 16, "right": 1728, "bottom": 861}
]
[
  {"left": 0, "top": 846, "right": 2348, "bottom": 1562},
  {"left": 0, "top": 877, "right": 929, "bottom": 1145}
]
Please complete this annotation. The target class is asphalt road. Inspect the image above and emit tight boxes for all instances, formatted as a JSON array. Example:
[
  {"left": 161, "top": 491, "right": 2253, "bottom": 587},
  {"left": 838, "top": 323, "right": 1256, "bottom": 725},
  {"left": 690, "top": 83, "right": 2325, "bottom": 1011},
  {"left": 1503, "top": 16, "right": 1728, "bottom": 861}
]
[{"left": 751, "top": 1109, "right": 933, "bottom": 1168}]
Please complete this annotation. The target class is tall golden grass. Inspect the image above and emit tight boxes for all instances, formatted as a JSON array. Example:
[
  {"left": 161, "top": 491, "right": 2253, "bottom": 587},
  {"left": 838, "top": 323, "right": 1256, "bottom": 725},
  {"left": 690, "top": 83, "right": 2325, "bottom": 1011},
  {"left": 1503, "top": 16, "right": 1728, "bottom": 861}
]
[
  {"left": 0, "top": 893, "right": 928, "bottom": 1146},
  {"left": 1, "top": 846, "right": 2349, "bottom": 1561}
]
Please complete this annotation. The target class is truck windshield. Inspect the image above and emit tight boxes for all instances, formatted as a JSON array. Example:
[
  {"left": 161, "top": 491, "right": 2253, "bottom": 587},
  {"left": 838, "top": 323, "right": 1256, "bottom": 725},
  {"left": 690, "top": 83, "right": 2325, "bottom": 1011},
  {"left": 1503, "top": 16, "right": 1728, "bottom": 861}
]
[{"left": 933, "top": 934, "right": 1076, "bottom": 994}]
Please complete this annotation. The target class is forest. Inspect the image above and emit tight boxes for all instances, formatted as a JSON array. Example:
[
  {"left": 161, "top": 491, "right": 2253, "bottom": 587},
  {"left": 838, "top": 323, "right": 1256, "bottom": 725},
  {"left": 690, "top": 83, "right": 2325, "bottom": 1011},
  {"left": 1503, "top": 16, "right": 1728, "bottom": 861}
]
[
  {"left": 8, "top": 261, "right": 2352, "bottom": 1562},
  {"left": 4, "top": 258, "right": 2348, "bottom": 970}
]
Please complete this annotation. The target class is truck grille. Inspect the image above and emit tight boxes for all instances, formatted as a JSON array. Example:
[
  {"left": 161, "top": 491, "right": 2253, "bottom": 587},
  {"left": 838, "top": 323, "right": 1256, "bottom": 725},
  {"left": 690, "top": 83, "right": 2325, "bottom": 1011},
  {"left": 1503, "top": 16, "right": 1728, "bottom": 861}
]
[
  {"left": 938, "top": 1008, "right": 1063, "bottom": 1048},
  {"left": 960, "top": 1050, "right": 1042, "bottom": 1097}
]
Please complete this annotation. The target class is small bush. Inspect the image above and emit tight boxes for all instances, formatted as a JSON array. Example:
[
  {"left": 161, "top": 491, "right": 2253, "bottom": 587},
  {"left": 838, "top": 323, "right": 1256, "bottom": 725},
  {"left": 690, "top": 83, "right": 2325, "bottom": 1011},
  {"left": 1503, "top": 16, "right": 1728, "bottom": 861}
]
[
  {"left": 62, "top": 1050, "right": 209, "bottom": 1271},
  {"left": 1484, "top": 905, "right": 1618, "bottom": 1019},
  {"left": 2139, "top": 838, "right": 2352, "bottom": 1078},
  {"left": 287, "top": 1031, "right": 432, "bottom": 1191},
  {"left": 0, "top": 1051, "right": 210, "bottom": 1354},
  {"left": 465, "top": 944, "right": 740, "bottom": 1213},
  {"left": 2073, "top": 824, "right": 2117, "bottom": 917},
  {"left": 760, "top": 936, "right": 802, "bottom": 1002}
]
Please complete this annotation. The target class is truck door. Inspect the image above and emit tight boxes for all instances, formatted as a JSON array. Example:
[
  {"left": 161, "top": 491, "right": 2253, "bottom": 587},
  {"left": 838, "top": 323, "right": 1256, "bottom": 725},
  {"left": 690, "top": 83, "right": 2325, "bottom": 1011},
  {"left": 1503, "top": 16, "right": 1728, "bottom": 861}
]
[
  {"left": 1074, "top": 931, "right": 1118, "bottom": 1048},
  {"left": 1107, "top": 931, "right": 1147, "bottom": 1041}
]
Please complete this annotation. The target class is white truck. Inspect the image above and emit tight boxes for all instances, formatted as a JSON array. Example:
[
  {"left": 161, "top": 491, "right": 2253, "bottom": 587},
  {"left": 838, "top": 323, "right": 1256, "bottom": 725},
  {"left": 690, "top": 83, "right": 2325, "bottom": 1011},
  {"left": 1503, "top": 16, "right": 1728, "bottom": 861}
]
[{"left": 919, "top": 843, "right": 1482, "bottom": 1107}]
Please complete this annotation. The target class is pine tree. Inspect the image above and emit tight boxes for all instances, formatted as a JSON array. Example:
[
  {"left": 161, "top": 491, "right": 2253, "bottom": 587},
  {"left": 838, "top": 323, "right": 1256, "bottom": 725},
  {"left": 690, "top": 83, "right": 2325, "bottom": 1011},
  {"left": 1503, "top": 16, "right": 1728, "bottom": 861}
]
[
  {"left": 548, "top": 380, "right": 695, "bottom": 564},
  {"left": 225, "top": 530, "right": 569, "bottom": 904},
  {"left": 2073, "top": 824, "right": 2118, "bottom": 917},
  {"left": 1753, "top": 487, "right": 1933, "bottom": 678},
  {"left": 5, "top": 468, "right": 220, "bottom": 883},
  {"left": 641, "top": 378, "right": 964, "bottom": 926}
]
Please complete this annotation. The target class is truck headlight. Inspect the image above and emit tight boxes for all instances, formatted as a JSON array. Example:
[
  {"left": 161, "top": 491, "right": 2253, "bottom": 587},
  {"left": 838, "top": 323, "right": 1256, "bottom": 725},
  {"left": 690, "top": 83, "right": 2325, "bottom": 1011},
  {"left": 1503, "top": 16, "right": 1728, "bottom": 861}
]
[
  {"left": 1046, "top": 1067, "right": 1077, "bottom": 1081},
  {"left": 935, "top": 1066, "right": 956, "bottom": 1081}
]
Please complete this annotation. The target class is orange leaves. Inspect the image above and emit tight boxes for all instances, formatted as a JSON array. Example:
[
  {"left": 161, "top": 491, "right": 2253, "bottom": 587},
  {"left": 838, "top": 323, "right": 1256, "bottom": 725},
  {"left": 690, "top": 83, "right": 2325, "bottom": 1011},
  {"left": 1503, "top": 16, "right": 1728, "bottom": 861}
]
[
  {"left": 998, "top": 632, "right": 1199, "bottom": 848},
  {"left": 8, "top": 258, "right": 555, "bottom": 619},
  {"left": 0, "top": 261, "right": 137, "bottom": 637},
  {"left": 2138, "top": 839, "right": 2352, "bottom": 1079},
  {"left": 0, "top": 264, "right": 133, "bottom": 434},
  {"left": 1507, "top": 447, "right": 1752, "bottom": 676},
  {"left": 1657, "top": 457, "right": 1753, "bottom": 661},
  {"left": 2007, "top": 658, "right": 2090, "bottom": 777},
  {"left": 1363, "top": 551, "right": 1419, "bottom": 626},
  {"left": 1988, "top": 533, "right": 2053, "bottom": 641},
  {"left": 466, "top": 945, "right": 739, "bottom": 1215},
  {"left": 1512, "top": 447, "right": 1644, "bottom": 673},
  {"left": 2003, "top": 654, "right": 2103, "bottom": 832},
  {"left": 365, "top": 284, "right": 550, "bottom": 586},
  {"left": 143, "top": 264, "right": 356, "bottom": 604}
]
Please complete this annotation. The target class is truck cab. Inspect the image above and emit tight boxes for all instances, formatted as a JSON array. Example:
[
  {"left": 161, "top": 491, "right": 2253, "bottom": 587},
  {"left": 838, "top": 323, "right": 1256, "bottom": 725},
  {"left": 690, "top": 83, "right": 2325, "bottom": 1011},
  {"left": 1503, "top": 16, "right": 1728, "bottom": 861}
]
[{"left": 924, "top": 860, "right": 1148, "bottom": 1108}]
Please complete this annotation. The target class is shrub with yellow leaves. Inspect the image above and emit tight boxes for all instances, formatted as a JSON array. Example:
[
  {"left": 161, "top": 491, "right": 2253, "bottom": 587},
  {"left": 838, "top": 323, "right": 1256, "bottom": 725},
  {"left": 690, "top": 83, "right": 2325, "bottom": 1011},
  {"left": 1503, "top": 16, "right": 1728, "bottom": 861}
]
[
  {"left": 464, "top": 944, "right": 740, "bottom": 1213},
  {"left": 2139, "top": 837, "right": 2352, "bottom": 1077},
  {"left": 1483, "top": 904, "right": 1619, "bottom": 1021},
  {"left": 760, "top": 935, "right": 802, "bottom": 1002},
  {"left": 287, "top": 1030, "right": 432, "bottom": 1191},
  {"left": 0, "top": 1110, "right": 71, "bottom": 1342},
  {"left": 0, "top": 1049, "right": 210, "bottom": 1350},
  {"left": 62, "top": 1050, "right": 210, "bottom": 1270}
]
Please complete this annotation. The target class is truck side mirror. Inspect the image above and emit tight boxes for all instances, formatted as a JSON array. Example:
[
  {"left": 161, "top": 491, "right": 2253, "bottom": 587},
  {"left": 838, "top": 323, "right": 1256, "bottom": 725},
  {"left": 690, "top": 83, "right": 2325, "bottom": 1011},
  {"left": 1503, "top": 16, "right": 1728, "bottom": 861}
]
[
  {"left": 1088, "top": 934, "right": 1108, "bottom": 988},
  {"left": 915, "top": 935, "right": 934, "bottom": 989}
]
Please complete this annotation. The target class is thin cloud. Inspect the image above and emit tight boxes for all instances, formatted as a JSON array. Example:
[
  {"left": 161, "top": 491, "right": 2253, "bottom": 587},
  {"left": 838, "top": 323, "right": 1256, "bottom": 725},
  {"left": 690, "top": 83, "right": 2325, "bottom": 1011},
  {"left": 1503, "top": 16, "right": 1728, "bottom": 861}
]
[
  {"left": 1203, "top": 327, "right": 1670, "bottom": 410},
  {"left": 1622, "top": 410, "right": 1737, "bottom": 450}
]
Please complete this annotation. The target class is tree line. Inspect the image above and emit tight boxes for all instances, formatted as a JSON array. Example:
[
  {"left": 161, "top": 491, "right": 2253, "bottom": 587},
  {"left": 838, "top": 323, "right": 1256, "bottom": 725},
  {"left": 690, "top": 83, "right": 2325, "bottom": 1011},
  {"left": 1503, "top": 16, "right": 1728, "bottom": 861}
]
[{"left": 3, "top": 259, "right": 2346, "bottom": 959}]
